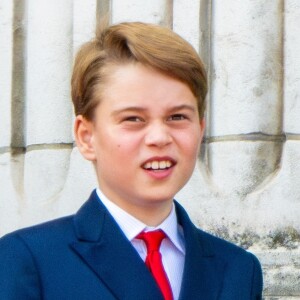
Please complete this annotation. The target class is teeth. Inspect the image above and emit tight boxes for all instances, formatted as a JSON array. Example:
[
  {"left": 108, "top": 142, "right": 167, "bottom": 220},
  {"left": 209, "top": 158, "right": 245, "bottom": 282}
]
[
  {"left": 152, "top": 161, "right": 159, "bottom": 169},
  {"left": 144, "top": 162, "right": 152, "bottom": 169},
  {"left": 159, "top": 161, "right": 166, "bottom": 169},
  {"left": 143, "top": 160, "right": 173, "bottom": 170}
]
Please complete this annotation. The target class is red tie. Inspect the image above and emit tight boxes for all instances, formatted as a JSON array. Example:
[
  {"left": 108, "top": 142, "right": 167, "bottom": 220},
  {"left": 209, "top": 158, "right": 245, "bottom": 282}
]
[{"left": 136, "top": 230, "right": 173, "bottom": 300}]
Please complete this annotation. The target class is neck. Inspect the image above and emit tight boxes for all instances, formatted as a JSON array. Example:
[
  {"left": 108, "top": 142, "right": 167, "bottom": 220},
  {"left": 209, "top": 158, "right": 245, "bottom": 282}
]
[
  {"left": 128, "top": 202, "right": 173, "bottom": 227},
  {"left": 98, "top": 189, "right": 174, "bottom": 226}
]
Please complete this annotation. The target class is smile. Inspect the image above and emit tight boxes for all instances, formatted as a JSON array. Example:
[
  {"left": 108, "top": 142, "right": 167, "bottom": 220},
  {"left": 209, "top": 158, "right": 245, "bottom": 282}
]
[{"left": 142, "top": 160, "right": 174, "bottom": 170}]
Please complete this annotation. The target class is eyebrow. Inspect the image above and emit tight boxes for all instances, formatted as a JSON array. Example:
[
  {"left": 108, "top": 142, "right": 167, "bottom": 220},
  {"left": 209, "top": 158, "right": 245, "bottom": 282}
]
[
  {"left": 111, "top": 106, "right": 147, "bottom": 117},
  {"left": 112, "top": 104, "right": 197, "bottom": 116},
  {"left": 168, "top": 104, "right": 197, "bottom": 113}
]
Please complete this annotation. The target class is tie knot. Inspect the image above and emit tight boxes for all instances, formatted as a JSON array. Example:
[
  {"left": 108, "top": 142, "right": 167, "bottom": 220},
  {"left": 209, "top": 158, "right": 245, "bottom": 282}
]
[{"left": 136, "top": 230, "right": 166, "bottom": 252}]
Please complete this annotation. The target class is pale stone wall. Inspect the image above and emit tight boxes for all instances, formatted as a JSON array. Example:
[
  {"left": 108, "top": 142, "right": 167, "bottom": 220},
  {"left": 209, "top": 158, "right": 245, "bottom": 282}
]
[{"left": 0, "top": 0, "right": 299, "bottom": 298}]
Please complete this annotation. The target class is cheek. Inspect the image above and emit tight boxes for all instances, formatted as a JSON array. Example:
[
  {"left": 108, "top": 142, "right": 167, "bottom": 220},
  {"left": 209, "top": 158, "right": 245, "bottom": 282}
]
[
  {"left": 178, "top": 131, "right": 201, "bottom": 152},
  {"left": 117, "top": 132, "right": 143, "bottom": 149}
]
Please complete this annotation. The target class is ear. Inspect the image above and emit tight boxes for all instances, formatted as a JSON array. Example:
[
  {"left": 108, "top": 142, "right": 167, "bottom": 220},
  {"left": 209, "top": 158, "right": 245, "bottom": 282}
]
[
  {"left": 74, "top": 115, "right": 96, "bottom": 161},
  {"left": 199, "top": 118, "right": 206, "bottom": 142}
]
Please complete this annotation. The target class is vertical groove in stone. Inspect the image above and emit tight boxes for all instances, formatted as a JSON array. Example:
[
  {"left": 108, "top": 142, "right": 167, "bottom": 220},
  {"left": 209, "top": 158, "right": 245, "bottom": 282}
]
[
  {"left": 199, "top": 0, "right": 212, "bottom": 165},
  {"left": 11, "top": 0, "right": 26, "bottom": 152},
  {"left": 97, "top": 0, "right": 111, "bottom": 22},
  {"left": 270, "top": 0, "right": 286, "bottom": 178},
  {"left": 165, "top": 0, "right": 173, "bottom": 29},
  {"left": 10, "top": 0, "right": 26, "bottom": 197},
  {"left": 199, "top": 0, "right": 212, "bottom": 68},
  {"left": 207, "top": 0, "right": 214, "bottom": 173},
  {"left": 279, "top": 0, "right": 285, "bottom": 136}
]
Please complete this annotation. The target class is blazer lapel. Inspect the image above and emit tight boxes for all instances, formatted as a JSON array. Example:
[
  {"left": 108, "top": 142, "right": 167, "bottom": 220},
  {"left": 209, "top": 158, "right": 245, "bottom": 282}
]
[
  {"left": 70, "top": 191, "right": 163, "bottom": 300},
  {"left": 175, "top": 201, "right": 226, "bottom": 300}
]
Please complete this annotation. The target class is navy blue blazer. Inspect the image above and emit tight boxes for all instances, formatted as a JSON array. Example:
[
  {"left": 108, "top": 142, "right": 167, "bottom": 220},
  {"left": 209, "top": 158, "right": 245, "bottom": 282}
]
[{"left": 0, "top": 190, "right": 263, "bottom": 299}]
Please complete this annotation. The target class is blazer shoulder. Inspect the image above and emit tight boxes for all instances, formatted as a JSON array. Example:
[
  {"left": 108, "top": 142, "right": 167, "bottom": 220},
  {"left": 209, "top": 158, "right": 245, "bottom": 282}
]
[
  {"left": 0, "top": 190, "right": 100, "bottom": 249},
  {"left": 0, "top": 214, "right": 75, "bottom": 249},
  {"left": 196, "top": 227, "right": 255, "bottom": 258},
  {"left": 195, "top": 228, "right": 263, "bottom": 297},
  {"left": 0, "top": 215, "right": 79, "bottom": 299}
]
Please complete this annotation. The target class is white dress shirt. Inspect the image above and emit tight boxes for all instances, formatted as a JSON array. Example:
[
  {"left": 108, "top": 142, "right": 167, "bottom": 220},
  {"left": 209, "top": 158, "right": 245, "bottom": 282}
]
[{"left": 96, "top": 188, "right": 185, "bottom": 300}]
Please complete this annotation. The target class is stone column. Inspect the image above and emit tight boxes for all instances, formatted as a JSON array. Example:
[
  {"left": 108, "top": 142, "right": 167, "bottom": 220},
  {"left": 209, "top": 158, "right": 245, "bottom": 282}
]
[
  {"left": 111, "top": 0, "right": 172, "bottom": 25},
  {"left": 23, "top": 0, "right": 73, "bottom": 225}
]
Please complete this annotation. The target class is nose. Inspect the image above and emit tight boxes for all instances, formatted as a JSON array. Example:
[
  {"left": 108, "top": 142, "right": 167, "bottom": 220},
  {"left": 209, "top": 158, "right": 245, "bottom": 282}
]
[{"left": 144, "top": 121, "right": 172, "bottom": 148}]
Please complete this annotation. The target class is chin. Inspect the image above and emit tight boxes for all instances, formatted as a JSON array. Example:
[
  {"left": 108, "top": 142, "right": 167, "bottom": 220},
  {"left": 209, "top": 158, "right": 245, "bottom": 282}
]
[{"left": 140, "top": 193, "right": 175, "bottom": 206}]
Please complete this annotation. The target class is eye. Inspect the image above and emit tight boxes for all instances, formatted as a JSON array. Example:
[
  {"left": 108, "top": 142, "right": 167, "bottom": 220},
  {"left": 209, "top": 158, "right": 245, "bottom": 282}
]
[
  {"left": 124, "top": 116, "right": 144, "bottom": 122},
  {"left": 168, "top": 114, "right": 187, "bottom": 121}
]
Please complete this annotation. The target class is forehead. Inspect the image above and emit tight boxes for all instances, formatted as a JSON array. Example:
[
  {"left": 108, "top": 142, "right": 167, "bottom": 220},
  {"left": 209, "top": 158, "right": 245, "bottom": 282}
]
[{"left": 99, "top": 63, "right": 196, "bottom": 106}]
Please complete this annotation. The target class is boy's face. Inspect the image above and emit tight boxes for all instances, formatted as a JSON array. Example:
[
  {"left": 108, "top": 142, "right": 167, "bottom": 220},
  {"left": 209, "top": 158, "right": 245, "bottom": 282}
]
[{"left": 76, "top": 63, "right": 205, "bottom": 222}]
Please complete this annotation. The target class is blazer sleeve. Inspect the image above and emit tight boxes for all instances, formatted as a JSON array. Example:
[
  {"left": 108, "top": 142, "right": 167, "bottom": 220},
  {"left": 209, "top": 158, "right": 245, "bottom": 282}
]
[
  {"left": 251, "top": 253, "right": 263, "bottom": 300},
  {"left": 0, "top": 233, "right": 41, "bottom": 300}
]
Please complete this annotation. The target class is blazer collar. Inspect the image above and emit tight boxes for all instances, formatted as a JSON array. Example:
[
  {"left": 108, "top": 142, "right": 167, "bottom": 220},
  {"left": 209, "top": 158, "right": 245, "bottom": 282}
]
[
  {"left": 70, "top": 190, "right": 164, "bottom": 300},
  {"left": 175, "top": 201, "right": 225, "bottom": 300},
  {"left": 71, "top": 190, "right": 225, "bottom": 300}
]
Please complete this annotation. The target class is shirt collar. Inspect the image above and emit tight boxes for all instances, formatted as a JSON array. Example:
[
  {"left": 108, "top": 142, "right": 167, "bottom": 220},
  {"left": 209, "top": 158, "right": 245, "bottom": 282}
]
[{"left": 96, "top": 188, "right": 185, "bottom": 254}]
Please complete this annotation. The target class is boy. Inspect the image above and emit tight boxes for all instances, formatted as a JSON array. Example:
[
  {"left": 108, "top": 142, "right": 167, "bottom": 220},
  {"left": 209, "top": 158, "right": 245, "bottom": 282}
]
[{"left": 0, "top": 22, "right": 263, "bottom": 299}]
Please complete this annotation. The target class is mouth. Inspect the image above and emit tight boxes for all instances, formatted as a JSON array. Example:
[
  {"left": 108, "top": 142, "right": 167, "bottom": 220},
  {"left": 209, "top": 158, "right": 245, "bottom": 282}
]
[{"left": 142, "top": 158, "right": 176, "bottom": 171}]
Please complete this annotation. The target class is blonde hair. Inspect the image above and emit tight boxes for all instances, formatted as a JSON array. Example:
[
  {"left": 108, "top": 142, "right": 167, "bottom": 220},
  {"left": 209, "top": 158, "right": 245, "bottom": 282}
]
[{"left": 71, "top": 21, "right": 207, "bottom": 120}]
